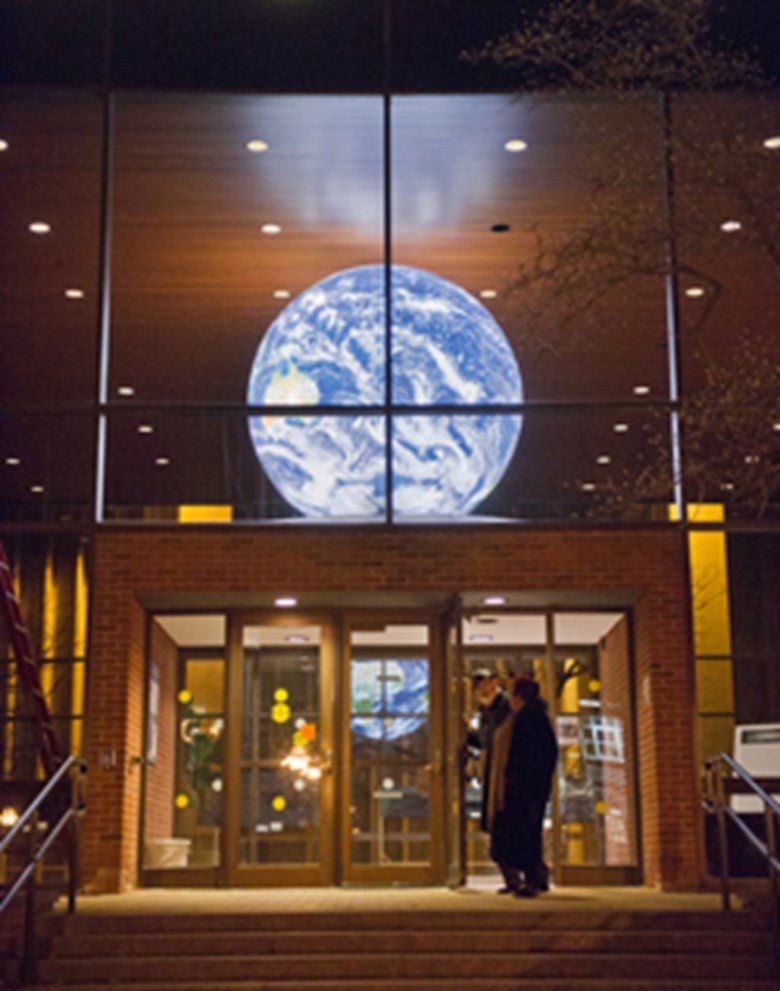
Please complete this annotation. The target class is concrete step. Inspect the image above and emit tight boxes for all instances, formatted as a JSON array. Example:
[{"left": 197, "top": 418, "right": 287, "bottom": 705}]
[
  {"left": 50, "top": 928, "right": 773, "bottom": 958},
  {"left": 32, "top": 979, "right": 780, "bottom": 991},
  {"left": 37, "top": 950, "right": 777, "bottom": 984},
  {"left": 56, "top": 909, "right": 767, "bottom": 935}
]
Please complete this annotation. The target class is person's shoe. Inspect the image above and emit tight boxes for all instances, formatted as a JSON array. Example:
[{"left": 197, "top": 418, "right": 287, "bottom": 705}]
[
  {"left": 497, "top": 885, "right": 519, "bottom": 894},
  {"left": 537, "top": 879, "right": 550, "bottom": 892},
  {"left": 514, "top": 885, "right": 539, "bottom": 898}
]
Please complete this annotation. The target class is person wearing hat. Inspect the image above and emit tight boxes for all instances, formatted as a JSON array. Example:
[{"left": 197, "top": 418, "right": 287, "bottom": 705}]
[
  {"left": 487, "top": 675, "right": 558, "bottom": 897},
  {"left": 466, "top": 668, "right": 510, "bottom": 834}
]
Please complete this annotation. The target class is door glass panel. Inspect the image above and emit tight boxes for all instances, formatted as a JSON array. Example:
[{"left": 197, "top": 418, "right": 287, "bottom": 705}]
[
  {"left": 348, "top": 625, "right": 432, "bottom": 868},
  {"left": 240, "top": 624, "right": 323, "bottom": 866},
  {"left": 554, "top": 613, "right": 639, "bottom": 868}
]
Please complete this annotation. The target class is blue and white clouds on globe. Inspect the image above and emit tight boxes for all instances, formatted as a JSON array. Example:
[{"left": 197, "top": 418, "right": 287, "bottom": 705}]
[{"left": 246, "top": 264, "right": 523, "bottom": 518}]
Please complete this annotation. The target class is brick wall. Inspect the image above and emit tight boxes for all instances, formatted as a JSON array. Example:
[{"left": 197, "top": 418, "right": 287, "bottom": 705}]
[{"left": 84, "top": 525, "right": 700, "bottom": 891}]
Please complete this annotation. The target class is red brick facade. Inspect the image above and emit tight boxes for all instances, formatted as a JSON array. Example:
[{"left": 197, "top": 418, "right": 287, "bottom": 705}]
[{"left": 84, "top": 525, "right": 701, "bottom": 892}]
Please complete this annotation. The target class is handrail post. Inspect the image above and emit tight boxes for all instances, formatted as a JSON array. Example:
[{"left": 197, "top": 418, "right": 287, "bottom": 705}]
[
  {"left": 20, "top": 812, "right": 39, "bottom": 986},
  {"left": 765, "top": 805, "right": 779, "bottom": 973},
  {"left": 67, "top": 766, "right": 80, "bottom": 914},
  {"left": 714, "top": 760, "right": 731, "bottom": 911}
]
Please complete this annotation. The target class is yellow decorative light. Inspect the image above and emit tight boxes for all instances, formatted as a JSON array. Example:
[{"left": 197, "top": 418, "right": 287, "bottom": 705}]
[
  {"left": 595, "top": 800, "right": 608, "bottom": 815},
  {"left": 274, "top": 688, "right": 289, "bottom": 702},
  {"left": 271, "top": 702, "right": 291, "bottom": 724},
  {"left": 272, "top": 796, "right": 286, "bottom": 812},
  {"left": 177, "top": 689, "right": 193, "bottom": 705},
  {"left": 174, "top": 793, "right": 190, "bottom": 809}
]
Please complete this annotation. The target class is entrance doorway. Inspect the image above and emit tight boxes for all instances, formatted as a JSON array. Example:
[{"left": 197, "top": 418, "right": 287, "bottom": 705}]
[{"left": 139, "top": 602, "right": 640, "bottom": 887}]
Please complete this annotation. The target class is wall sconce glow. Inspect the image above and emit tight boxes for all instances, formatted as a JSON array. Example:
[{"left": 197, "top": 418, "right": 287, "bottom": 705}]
[
  {"left": 246, "top": 139, "right": 270, "bottom": 153},
  {"left": 504, "top": 139, "right": 528, "bottom": 152},
  {"left": 246, "top": 265, "right": 523, "bottom": 518}
]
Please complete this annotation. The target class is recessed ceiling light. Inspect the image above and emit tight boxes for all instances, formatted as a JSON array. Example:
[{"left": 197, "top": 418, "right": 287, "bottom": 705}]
[
  {"left": 29, "top": 222, "right": 51, "bottom": 235},
  {"left": 685, "top": 286, "right": 705, "bottom": 298},
  {"left": 246, "top": 139, "right": 270, "bottom": 153},
  {"left": 479, "top": 289, "right": 498, "bottom": 300},
  {"left": 613, "top": 423, "right": 629, "bottom": 433},
  {"left": 504, "top": 139, "right": 528, "bottom": 153},
  {"left": 0, "top": 140, "right": 8, "bottom": 152},
  {"left": 763, "top": 136, "right": 780, "bottom": 150},
  {"left": 773, "top": 423, "right": 780, "bottom": 432},
  {"left": 261, "top": 223, "right": 282, "bottom": 236},
  {"left": 720, "top": 482, "right": 735, "bottom": 491},
  {"left": 744, "top": 454, "right": 760, "bottom": 465},
  {"left": 5, "top": 457, "right": 21, "bottom": 466},
  {"left": 273, "top": 289, "right": 291, "bottom": 299},
  {"left": 155, "top": 457, "right": 170, "bottom": 466},
  {"left": 633, "top": 385, "right": 650, "bottom": 396},
  {"left": 482, "top": 595, "right": 506, "bottom": 606},
  {"left": 30, "top": 485, "right": 45, "bottom": 494},
  {"left": 285, "top": 634, "right": 309, "bottom": 644},
  {"left": 117, "top": 385, "right": 135, "bottom": 397},
  {"left": 720, "top": 220, "right": 742, "bottom": 233},
  {"left": 64, "top": 288, "right": 85, "bottom": 300},
  {"left": 274, "top": 596, "right": 297, "bottom": 608},
  {"left": 580, "top": 482, "right": 596, "bottom": 492},
  {"left": 469, "top": 634, "right": 494, "bottom": 643},
  {"left": 596, "top": 455, "right": 612, "bottom": 466},
  {"left": 137, "top": 424, "right": 154, "bottom": 434}
]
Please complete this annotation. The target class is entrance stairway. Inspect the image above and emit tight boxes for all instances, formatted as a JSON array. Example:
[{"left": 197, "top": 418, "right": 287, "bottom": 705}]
[{"left": 37, "top": 906, "right": 777, "bottom": 991}]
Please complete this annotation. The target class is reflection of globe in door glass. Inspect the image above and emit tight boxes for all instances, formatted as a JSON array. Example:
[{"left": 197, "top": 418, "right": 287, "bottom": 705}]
[{"left": 246, "top": 265, "right": 523, "bottom": 518}]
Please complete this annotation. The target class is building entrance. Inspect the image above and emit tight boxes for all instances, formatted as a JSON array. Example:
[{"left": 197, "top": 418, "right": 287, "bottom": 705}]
[{"left": 139, "top": 603, "right": 640, "bottom": 887}]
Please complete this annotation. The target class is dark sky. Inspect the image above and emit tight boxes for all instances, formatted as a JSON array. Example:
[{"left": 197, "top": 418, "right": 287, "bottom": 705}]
[{"left": 1, "top": 0, "right": 778, "bottom": 89}]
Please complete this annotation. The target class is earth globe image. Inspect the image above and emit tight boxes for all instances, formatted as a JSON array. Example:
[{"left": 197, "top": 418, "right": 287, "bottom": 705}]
[{"left": 246, "top": 264, "right": 523, "bottom": 518}]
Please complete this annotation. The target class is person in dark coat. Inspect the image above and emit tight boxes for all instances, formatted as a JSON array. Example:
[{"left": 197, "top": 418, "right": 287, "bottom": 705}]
[
  {"left": 487, "top": 675, "right": 558, "bottom": 897},
  {"left": 466, "top": 670, "right": 510, "bottom": 832}
]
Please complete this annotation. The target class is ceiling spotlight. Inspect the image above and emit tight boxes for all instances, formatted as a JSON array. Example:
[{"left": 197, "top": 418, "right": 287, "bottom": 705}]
[
  {"left": 155, "top": 457, "right": 170, "bottom": 466},
  {"left": 763, "top": 136, "right": 780, "bottom": 150},
  {"left": 482, "top": 595, "right": 506, "bottom": 606},
  {"left": 28, "top": 222, "right": 51, "bottom": 235},
  {"left": 504, "top": 139, "right": 528, "bottom": 153},
  {"left": 632, "top": 385, "right": 650, "bottom": 396},
  {"left": 64, "top": 288, "right": 85, "bottom": 300},
  {"left": 261, "top": 223, "right": 282, "bottom": 236},
  {"left": 5, "top": 457, "right": 21, "bottom": 466},
  {"left": 613, "top": 423, "right": 629, "bottom": 434},
  {"left": 596, "top": 455, "right": 612, "bottom": 466},
  {"left": 720, "top": 482, "right": 735, "bottom": 492},
  {"left": 744, "top": 454, "right": 761, "bottom": 465},
  {"left": 720, "top": 220, "right": 742, "bottom": 233},
  {"left": 0, "top": 140, "right": 9, "bottom": 152},
  {"left": 274, "top": 596, "right": 298, "bottom": 608},
  {"left": 246, "top": 139, "right": 270, "bottom": 153},
  {"left": 773, "top": 423, "right": 780, "bottom": 432},
  {"left": 273, "top": 289, "right": 291, "bottom": 299},
  {"left": 580, "top": 482, "right": 596, "bottom": 492},
  {"left": 137, "top": 424, "right": 154, "bottom": 434},
  {"left": 469, "top": 634, "right": 494, "bottom": 644},
  {"left": 285, "top": 634, "right": 309, "bottom": 644},
  {"left": 117, "top": 385, "right": 135, "bottom": 397},
  {"left": 685, "top": 286, "right": 705, "bottom": 298},
  {"left": 30, "top": 485, "right": 45, "bottom": 494},
  {"left": 479, "top": 289, "right": 498, "bottom": 300}
]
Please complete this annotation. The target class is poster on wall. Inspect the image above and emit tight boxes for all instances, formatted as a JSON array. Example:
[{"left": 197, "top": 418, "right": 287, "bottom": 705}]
[{"left": 147, "top": 662, "right": 160, "bottom": 765}]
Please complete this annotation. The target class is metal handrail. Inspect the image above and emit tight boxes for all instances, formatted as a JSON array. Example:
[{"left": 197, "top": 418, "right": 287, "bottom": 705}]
[
  {"left": 0, "top": 756, "right": 87, "bottom": 985},
  {"left": 703, "top": 752, "right": 779, "bottom": 974}
]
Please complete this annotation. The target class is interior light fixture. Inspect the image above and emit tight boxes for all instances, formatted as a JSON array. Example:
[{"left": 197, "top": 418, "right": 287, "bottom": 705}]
[
  {"left": 28, "top": 222, "right": 51, "bottom": 235},
  {"left": 246, "top": 139, "right": 270, "bottom": 153},
  {"left": 137, "top": 424, "right": 154, "bottom": 434},
  {"left": 613, "top": 423, "right": 629, "bottom": 433},
  {"left": 285, "top": 634, "right": 309, "bottom": 644},
  {"left": 274, "top": 596, "right": 298, "bottom": 608},
  {"left": 0, "top": 140, "right": 9, "bottom": 152},
  {"left": 482, "top": 595, "right": 506, "bottom": 606},
  {"left": 273, "top": 289, "right": 291, "bottom": 299},
  {"left": 30, "top": 485, "right": 45, "bottom": 494},
  {"left": 720, "top": 220, "right": 742, "bottom": 233},
  {"left": 117, "top": 385, "right": 135, "bottom": 397},
  {"left": 504, "top": 139, "right": 528, "bottom": 153},
  {"left": 155, "top": 457, "right": 170, "bottom": 466},
  {"left": 261, "top": 223, "right": 282, "bottom": 236},
  {"left": 720, "top": 482, "right": 735, "bottom": 491},
  {"left": 685, "top": 286, "right": 705, "bottom": 298},
  {"left": 64, "top": 288, "right": 85, "bottom": 300},
  {"left": 479, "top": 289, "right": 498, "bottom": 300},
  {"left": 763, "top": 136, "right": 780, "bottom": 150},
  {"left": 5, "top": 457, "right": 20, "bottom": 466},
  {"left": 596, "top": 455, "right": 612, "bottom": 465},
  {"left": 744, "top": 454, "right": 760, "bottom": 465},
  {"left": 632, "top": 385, "right": 650, "bottom": 396},
  {"left": 469, "top": 634, "right": 494, "bottom": 643},
  {"left": 580, "top": 482, "right": 596, "bottom": 492},
  {"left": 773, "top": 423, "right": 780, "bottom": 432}
]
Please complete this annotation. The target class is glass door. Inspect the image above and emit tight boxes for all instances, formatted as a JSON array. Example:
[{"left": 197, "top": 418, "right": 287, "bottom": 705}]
[
  {"left": 225, "top": 614, "right": 336, "bottom": 885},
  {"left": 341, "top": 617, "right": 444, "bottom": 884}
]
